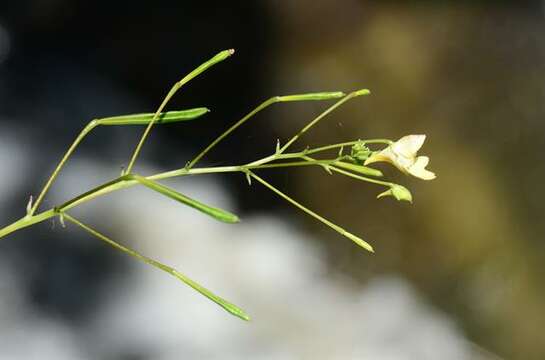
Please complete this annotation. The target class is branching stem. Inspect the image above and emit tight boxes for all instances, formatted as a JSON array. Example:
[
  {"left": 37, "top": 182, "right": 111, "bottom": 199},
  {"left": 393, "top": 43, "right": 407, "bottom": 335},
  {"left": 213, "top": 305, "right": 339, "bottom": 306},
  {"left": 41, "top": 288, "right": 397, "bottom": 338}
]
[{"left": 0, "top": 50, "right": 398, "bottom": 319}]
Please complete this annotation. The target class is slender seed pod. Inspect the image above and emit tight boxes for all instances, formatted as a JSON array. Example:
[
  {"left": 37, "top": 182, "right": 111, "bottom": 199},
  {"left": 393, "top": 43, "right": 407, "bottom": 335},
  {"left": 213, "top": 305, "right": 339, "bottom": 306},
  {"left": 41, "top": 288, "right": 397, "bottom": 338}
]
[
  {"left": 277, "top": 91, "right": 345, "bottom": 102},
  {"left": 333, "top": 161, "right": 383, "bottom": 177},
  {"left": 97, "top": 108, "right": 210, "bottom": 126},
  {"left": 127, "top": 174, "right": 239, "bottom": 224}
]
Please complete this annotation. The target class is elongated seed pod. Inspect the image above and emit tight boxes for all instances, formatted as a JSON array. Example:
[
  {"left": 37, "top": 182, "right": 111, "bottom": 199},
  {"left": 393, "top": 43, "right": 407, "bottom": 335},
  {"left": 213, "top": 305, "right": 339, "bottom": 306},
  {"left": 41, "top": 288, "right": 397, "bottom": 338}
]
[
  {"left": 97, "top": 108, "right": 210, "bottom": 126},
  {"left": 127, "top": 174, "right": 239, "bottom": 224},
  {"left": 333, "top": 161, "right": 383, "bottom": 177},
  {"left": 277, "top": 91, "right": 345, "bottom": 102}
]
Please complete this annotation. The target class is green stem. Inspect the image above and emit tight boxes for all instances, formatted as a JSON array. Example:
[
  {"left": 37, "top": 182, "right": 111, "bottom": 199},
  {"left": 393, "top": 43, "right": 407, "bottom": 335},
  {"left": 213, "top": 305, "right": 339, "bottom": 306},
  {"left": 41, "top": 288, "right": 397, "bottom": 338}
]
[
  {"left": 62, "top": 212, "right": 250, "bottom": 321},
  {"left": 331, "top": 166, "right": 392, "bottom": 187},
  {"left": 29, "top": 109, "right": 211, "bottom": 216},
  {"left": 30, "top": 121, "right": 98, "bottom": 215},
  {"left": 0, "top": 209, "right": 57, "bottom": 239},
  {"left": 187, "top": 97, "right": 277, "bottom": 169},
  {"left": 57, "top": 176, "right": 129, "bottom": 212},
  {"left": 244, "top": 152, "right": 303, "bottom": 167},
  {"left": 124, "top": 84, "right": 179, "bottom": 174},
  {"left": 247, "top": 171, "right": 373, "bottom": 252},
  {"left": 126, "top": 49, "right": 234, "bottom": 174},
  {"left": 58, "top": 156, "right": 337, "bottom": 211},
  {"left": 186, "top": 91, "right": 346, "bottom": 170},
  {"left": 1, "top": 156, "right": 341, "bottom": 240},
  {"left": 302, "top": 156, "right": 392, "bottom": 187},
  {"left": 278, "top": 89, "right": 370, "bottom": 154},
  {"left": 305, "top": 139, "right": 393, "bottom": 156}
]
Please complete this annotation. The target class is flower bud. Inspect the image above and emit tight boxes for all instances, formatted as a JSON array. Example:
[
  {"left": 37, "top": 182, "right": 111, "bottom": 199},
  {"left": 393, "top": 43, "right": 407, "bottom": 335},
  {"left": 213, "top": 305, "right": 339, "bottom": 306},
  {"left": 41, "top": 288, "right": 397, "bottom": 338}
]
[
  {"left": 350, "top": 141, "right": 372, "bottom": 163},
  {"left": 377, "top": 184, "right": 413, "bottom": 203}
]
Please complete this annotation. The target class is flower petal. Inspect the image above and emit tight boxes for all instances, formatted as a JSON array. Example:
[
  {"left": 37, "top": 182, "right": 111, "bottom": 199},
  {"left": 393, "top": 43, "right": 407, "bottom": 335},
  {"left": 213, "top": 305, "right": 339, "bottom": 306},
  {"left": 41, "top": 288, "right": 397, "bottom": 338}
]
[
  {"left": 392, "top": 135, "right": 426, "bottom": 158},
  {"left": 364, "top": 149, "right": 395, "bottom": 165},
  {"left": 414, "top": 155, "right": 429, "bottom": 168},
  {"left": 408, "top": 156, "right": 436, "bottom": 180}
]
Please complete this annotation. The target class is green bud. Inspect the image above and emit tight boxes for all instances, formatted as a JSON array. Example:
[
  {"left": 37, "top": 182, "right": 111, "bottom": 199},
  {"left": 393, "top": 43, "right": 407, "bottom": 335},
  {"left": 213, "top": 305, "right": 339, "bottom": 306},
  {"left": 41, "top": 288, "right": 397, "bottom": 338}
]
[
  {"left": 350, "top": 141, "right": 372, "bottom": 163},
  {"left": 377, "top": 184, "right": 413, "bottom": 203}
]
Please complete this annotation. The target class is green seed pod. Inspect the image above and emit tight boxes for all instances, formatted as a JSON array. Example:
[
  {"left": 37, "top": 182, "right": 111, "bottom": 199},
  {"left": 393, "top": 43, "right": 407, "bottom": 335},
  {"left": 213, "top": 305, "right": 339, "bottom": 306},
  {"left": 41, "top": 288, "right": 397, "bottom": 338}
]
[
  {"left": 343, "top": 231, "right": 374, "bottom": 253},
  {"left": 333, "top": 161, "right": 383, "bottom": 177},
  {"left": 97, "top": 108, "right": 210, "bottom": 126},
  {"left": 127, "top": 175, "right": 240, "bottom": 223},
  {"left": 277, "top": 91, "right": 345, "bottom": 102},
  {"left": 353, "top": 89, "right": 371, "bottom": 96}
]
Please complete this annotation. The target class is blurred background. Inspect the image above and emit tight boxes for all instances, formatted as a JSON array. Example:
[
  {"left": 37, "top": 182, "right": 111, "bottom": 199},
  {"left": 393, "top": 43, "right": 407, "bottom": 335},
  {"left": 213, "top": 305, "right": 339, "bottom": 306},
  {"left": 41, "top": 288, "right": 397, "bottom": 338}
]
[{"left": 1, "top": 1, "right": 544, "bottom": 359}]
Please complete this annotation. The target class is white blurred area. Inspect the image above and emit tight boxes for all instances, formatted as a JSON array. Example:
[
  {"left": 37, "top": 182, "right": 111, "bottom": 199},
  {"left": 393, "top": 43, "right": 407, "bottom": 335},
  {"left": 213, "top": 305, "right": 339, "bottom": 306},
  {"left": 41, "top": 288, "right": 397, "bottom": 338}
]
[{"left": 0, "top": 130, "right": 482, "bottom": 359}]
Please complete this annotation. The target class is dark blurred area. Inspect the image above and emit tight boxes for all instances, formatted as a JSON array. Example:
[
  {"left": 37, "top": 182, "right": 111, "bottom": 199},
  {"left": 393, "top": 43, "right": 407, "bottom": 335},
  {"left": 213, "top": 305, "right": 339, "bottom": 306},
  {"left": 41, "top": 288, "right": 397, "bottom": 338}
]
[
  {"left": 0, "top": 0, "right": 275, "bottom": 321},
  {"left": 1, "top": 1, "right": 545, "bottom": 359}
]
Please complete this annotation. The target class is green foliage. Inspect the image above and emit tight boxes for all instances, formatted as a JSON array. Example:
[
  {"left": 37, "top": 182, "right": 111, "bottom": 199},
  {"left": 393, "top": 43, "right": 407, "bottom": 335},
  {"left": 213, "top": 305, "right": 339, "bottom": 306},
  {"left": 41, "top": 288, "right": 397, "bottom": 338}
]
[{"left": 0, "top": 49, "right": 434, "bottom": 320}]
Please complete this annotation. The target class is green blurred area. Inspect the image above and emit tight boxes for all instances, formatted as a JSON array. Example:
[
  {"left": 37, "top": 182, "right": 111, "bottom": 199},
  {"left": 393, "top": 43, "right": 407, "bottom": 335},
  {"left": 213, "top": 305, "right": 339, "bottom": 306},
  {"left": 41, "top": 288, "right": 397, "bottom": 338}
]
[{"left": 267, "top": 1, "right": 545, "bottom": 359}]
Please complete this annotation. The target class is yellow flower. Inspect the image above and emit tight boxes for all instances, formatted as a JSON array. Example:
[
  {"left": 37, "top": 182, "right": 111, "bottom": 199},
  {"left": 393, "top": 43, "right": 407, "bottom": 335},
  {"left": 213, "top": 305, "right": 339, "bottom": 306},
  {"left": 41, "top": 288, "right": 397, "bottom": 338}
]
[{"left": 364, "top": 135, "right": 436, "bottom": 180}]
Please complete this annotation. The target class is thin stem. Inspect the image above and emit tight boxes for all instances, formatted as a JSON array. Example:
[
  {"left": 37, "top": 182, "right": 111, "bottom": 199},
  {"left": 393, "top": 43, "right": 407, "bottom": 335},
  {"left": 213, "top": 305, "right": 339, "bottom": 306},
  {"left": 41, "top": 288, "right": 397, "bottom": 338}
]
[
  {"left": 302, "top": 155, "right": 392, "bottom": 187},
  {"left": 0, "top": 209, "right": 57, "bottom": 239},
  {"left": 30, "top": 121, "right": 98, "bottom": 215},
  {"left": 248, "top": 171, "right": 373, "bottom": 252},
  {"left": 62, "top": 212, "right": 250, "bottom": 321},
  {"left": 29, "top": 109, "right": 211, "bottom": 216},
  {"left": 305, "top": 139, "right": 393, "bottom": 156},
  {"left": 187, "top": 97, "right": 277, "bottom": 169},
  {"left": 149, "top": 157, "right": 337, "bottom": 180},
  {"left": 243, "top": 152, "right": 304, "bottom": 167},
  {"left": 124, "top": 85, "right": 179, "bottom": 174},
  {"left": 186, "top": 91, "right": 346, "bottom": 169},
  {"left": 278, "top": 89, "right": 370, "bottom": 154},
  {"left": 244, "top": 154, "right": 277, "bottom": 168},
  {"left": 126, "top": 49, "right": 234, "bottom": 174},
  {"left": 57, "top": 176, "right": 128, "bottom": 212},
  {"left": 331, "top": 165, "right": 392, "bottom": 187},
  {"left": 1, "top": 155, "right": 342, "bottom": 240},
  {"left": 246, "top": 159, "right": 336, "bottom": 170},
  {"left": 58, "top": 156, "right": 338, "bottom": 212}
]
